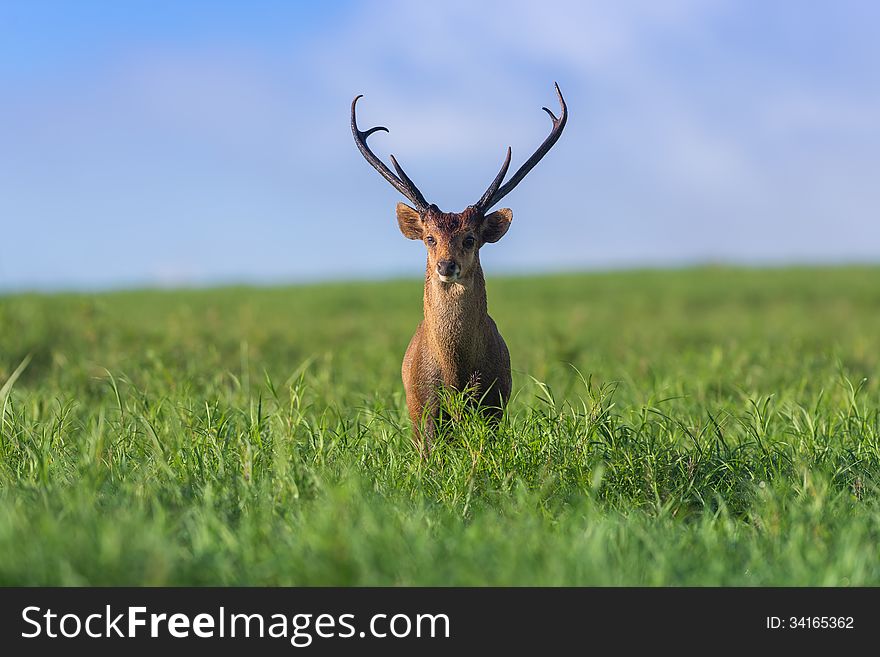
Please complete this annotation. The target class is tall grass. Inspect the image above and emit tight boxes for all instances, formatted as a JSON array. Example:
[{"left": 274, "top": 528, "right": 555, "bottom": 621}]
[{"left": 1, "top": 267, "right": 879, "bottom": 584}]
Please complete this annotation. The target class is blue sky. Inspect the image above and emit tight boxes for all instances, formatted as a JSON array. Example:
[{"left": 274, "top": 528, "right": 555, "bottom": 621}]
[{"left": 1, "top": 0, "right": 878, "bottom": 290}]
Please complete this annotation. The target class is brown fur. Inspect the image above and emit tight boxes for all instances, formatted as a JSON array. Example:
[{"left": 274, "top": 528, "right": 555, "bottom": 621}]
[{"left": 398, "top": 203, "right": 513, "bottom": 456}]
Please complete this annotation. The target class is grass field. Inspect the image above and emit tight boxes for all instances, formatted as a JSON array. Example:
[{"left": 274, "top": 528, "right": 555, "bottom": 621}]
[{"left": 1, "top": 266, "right": 879, "bottom": 585}]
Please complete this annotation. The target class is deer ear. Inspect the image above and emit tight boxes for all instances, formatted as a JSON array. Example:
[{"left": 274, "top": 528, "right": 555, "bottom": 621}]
[
  {"left": 481, "top": 208, "right": 512, "bottom": 243},
  {"left": 396, "top": 202, "right": 423, "bottom": 240}
]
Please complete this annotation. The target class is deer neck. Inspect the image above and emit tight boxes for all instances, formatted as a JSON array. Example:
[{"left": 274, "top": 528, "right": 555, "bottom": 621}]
[{"left": 423, "top": 260, "right": 489, "bottom": 387}]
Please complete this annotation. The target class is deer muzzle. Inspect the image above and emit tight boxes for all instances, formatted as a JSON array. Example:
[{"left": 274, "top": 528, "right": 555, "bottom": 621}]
[{"left": 436, "top": 260, "right": 460, "bottom": 282}]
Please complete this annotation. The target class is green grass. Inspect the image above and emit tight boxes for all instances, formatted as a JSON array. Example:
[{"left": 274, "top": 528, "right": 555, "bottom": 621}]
[{"left": 1, "top": 266, "right": 879, "bottom": 585}]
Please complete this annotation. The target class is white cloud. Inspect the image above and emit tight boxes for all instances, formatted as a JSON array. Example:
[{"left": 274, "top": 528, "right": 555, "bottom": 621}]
[{"left": 758, "top": 90, "right": 880, "bottom": 138}]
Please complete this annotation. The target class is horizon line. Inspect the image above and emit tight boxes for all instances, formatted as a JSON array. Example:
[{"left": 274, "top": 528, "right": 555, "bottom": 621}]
[{"left": 3, "top": 258, "right": 879, "bottom": 297}]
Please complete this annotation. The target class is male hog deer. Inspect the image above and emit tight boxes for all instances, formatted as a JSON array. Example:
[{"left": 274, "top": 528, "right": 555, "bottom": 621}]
[{"left": 351, "top": 84, "right": 568, "bottom": 456}]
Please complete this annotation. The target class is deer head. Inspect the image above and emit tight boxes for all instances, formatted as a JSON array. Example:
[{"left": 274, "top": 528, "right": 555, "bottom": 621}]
[{"left": 352, "top": 84, "right": 568, "bottom": 284}]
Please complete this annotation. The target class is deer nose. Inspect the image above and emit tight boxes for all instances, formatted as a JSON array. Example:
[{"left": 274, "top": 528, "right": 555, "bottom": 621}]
[{"left": 437, "top": 260, "right": 458, "bottom": 277}]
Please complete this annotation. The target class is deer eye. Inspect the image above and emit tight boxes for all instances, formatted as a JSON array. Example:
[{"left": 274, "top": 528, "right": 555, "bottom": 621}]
[
  {"left": 463, "top": 236, "right": 475, "bottom": 249},
  {"left": 425, "top": 236, "right": 436, "bottom": 246}
]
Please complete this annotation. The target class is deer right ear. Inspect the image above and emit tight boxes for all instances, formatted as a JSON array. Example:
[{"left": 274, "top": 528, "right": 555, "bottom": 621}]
[
  {"left": 481, "top": 208, "right": 512, "bottom": 243},
  {"left": 396, "top": 202, "right": 423, "bottom": 240}
]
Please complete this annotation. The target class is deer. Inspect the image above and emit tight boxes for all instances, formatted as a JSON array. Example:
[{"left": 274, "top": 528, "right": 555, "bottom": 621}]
[{"left": 351, "top": 83, "right": 568, "bottom": 456}]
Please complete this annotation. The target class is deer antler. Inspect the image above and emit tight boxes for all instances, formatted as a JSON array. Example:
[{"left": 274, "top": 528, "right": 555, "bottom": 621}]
[
  {"left": 351, "top": 95, "right": 429, "bottom": 212},
  {"left": 475, "top": 82, "right": 568, "bottom": 213}
]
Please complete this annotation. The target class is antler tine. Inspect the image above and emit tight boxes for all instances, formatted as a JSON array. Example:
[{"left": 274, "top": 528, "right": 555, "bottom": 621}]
[
  {"left": 351, "top": 95, "right": 429, "bottom": 212},
  {"left": 388, "top": 153, "right": 427, "bottom": 207},
  {"left": 476, "top": 146, "right": 512, "bottom": 211},
  {"left": 476, "top": 82, "right": 568, "bottom": 212}
]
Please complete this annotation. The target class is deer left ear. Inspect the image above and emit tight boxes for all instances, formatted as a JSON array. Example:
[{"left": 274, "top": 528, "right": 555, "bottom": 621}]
[
  {"left": 481, "top": 208, "right": 512, "bottom": 243},
  {"left": 397, "top": 202, "right": 423, "bottom": 240}
]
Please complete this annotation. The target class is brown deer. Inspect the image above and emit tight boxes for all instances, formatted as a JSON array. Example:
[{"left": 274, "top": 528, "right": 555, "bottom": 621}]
[{"left": 351, "top": 84, "right": 568, "bottom": 456}]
